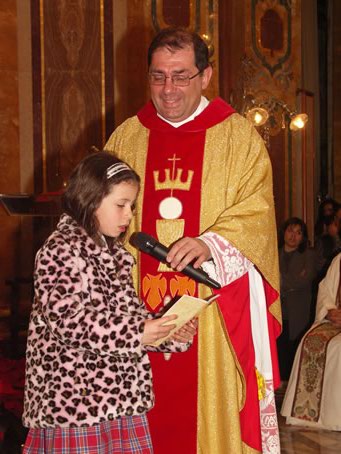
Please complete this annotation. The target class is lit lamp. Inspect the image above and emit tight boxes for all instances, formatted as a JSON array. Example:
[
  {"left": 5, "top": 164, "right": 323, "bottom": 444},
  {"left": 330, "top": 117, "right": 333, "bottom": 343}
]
[
  {"left": 244, "top": 96, "right": 308, "bottom": 133},
  {"left": 246, "top": 107, "right": 269, "bottom": 126},
  {"left": 289, "top": 113, "right": 308, "bottom": 131}
]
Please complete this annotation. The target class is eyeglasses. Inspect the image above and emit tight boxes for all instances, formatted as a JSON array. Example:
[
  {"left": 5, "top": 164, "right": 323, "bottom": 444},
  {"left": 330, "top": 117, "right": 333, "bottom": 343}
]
[{"left": 148, "top": 70, "right": 203, "bottom": 87}]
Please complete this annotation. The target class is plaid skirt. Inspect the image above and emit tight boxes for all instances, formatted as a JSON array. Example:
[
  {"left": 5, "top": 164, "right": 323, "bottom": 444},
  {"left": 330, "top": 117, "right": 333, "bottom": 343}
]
[{"left": 22, "top": 415, "right": 153, "bottom": 454}]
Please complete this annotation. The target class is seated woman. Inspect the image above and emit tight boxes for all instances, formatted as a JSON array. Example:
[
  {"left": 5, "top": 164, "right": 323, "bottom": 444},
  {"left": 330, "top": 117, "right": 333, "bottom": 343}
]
[
  {"left": 277, "top": 217, "right": 320, "bottom": 380},
  {"left": 281, "top": 252, "right": 341, "bottom": 430}
]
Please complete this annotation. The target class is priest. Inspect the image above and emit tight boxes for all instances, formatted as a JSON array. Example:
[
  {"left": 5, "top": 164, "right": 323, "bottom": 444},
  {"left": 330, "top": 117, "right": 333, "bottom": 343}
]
[{"left": 105, "top": 26, "right": 281, "bottom": 454}]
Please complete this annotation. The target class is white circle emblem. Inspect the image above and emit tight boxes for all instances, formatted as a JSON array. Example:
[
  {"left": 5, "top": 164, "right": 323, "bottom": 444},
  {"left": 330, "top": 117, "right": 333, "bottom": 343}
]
[{"left": 159, "top": 197, "right": 183, "bottom": 219}]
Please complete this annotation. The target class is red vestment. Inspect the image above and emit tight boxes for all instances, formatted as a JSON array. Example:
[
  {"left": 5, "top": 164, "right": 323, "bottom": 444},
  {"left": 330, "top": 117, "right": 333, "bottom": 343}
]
[{"left": 138, "top": 99, "right": 236, "bottom": 454}]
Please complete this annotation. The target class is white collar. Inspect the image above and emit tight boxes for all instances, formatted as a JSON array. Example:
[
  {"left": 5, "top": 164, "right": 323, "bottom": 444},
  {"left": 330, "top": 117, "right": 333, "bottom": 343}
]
[{"left": 157, "top": 96, "right": 209, "bottom": 128}]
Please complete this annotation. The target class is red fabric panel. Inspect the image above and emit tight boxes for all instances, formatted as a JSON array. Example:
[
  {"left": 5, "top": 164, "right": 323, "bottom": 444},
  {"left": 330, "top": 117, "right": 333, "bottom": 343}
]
[
  {"left": 147, "top": 342, "right": 197, "bottom": 454},
  {"left": 136, "top": 98, "right": 236, "bottom": 454},
  {"left": 139, "top": 113, "right": 207, "bottom": 454},
  {"left": 214, "top": 275, "right": 262, "bottom": 452},
  {"left": 139, "top": 127, "right": 206, "bottom": 312}
]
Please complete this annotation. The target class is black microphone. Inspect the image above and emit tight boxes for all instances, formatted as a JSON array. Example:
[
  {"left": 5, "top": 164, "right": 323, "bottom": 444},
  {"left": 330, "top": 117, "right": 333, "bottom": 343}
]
[{"left": 130, "top": 232, "right": 221, "bottom": 289}]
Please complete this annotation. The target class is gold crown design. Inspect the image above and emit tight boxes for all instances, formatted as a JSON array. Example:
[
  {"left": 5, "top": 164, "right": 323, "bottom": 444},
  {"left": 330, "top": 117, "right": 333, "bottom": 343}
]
[{"left": 154, "top": 169, "right": 194, "bottom": 191}]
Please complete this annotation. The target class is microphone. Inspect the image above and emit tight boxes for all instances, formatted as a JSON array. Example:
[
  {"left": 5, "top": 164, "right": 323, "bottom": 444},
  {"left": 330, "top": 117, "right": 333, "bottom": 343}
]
[{"left": 130, "top": 232, "right": 221, "bottom": 289}]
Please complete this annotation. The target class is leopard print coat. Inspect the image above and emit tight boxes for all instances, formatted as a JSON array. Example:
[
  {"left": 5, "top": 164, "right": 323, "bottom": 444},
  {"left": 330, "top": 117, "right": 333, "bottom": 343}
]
[{"left": 23, "top": 214, "right": 188, "bottom": 428}]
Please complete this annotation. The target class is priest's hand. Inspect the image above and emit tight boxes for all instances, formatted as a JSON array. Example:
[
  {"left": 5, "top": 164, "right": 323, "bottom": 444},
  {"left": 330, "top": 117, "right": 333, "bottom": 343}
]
[
  {"left": 171, "top": 318, "right": 198, "bottom": 343},
  {"left": 326, "top": 308, "right": 341, "bottom": 327},
  {"left": 166, "top": 237, "right": 211, "bottom": 271},
  {"left": 142, "top": 315, "right": 177, "bottom": 345}
]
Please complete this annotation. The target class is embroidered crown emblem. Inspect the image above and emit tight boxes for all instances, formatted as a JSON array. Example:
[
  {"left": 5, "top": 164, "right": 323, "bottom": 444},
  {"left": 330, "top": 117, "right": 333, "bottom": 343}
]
[{"left": 153, "top": 168, "right": 194, "bottom": 191}]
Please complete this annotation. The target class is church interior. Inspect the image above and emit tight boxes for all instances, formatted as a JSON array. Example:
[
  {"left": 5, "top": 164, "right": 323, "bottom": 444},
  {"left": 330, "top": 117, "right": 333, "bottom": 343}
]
[{"left": 0, "top": 1, "right": 341, "bottom": 452}]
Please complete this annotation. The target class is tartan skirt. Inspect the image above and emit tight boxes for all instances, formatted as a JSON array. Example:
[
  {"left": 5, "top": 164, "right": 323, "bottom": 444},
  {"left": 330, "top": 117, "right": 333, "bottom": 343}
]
[{"left": 22, "top": 415, "right": 153, "bottom": 454}]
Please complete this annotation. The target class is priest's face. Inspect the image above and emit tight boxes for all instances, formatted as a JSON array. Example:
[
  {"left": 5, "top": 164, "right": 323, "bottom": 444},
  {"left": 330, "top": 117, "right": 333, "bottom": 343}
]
[{"left": 149, "top": 46, "right": 212, "bottom": 122}]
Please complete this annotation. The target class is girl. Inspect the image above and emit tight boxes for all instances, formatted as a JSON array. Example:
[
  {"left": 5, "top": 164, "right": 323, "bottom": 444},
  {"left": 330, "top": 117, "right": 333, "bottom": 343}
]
[{"left": 22, "top": 152, "right": 195, "bottom": 454}]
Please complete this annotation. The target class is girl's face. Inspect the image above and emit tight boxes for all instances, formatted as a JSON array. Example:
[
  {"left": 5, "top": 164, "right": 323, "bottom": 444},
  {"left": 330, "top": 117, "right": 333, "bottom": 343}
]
[
  {"left": 284, "top": 224, "right": 303, "bottom": 252},
  {"left": 95, "top": 181, "right": 139, "bottom": 238}
]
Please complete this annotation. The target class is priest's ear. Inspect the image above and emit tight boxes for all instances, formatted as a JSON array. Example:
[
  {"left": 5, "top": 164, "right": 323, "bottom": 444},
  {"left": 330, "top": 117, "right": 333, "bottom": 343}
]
[{"left": 201, "top": 65, "right": 213, "bottom": 90}]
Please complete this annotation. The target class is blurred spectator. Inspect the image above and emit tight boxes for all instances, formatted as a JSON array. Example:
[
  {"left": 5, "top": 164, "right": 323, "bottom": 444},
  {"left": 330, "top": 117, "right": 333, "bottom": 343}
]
[
  {"left": 281, "top": 252, "right": 341, "bottom": 430},
  {"left": 314, "top": 197, "right": 339, "bottom": 238},
  {"left": 335, "top": 203, "right": 341, "bottom": 229},
  {"left": 277, "top": 217, "right": 321, "bottom": 380},
  {"left": 315, "top": 212, "right": 341, "bottom": 281}
]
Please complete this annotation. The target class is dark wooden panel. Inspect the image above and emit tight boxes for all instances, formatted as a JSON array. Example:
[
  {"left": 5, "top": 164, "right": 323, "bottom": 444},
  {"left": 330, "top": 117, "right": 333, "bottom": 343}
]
[
  {"left": 31, "top": 0, "right": 114, "bottom": 193},
  {"left": 31, "top": 0, "right": 43, "bottom": 194},
  {"left": 218, "top": 0, "right": 245, "bottom": 103},
  {"left": 104, "top": 0, "right": 114, "bottom": 141},
  {"left": 268, "top": 131, "right": 286, "bottom": 227},
  {"left": 163, "top": 0, "right": 190, "bottom": 27},
  {"left": 332, "top": 0, "right": 341, "bottom": 200}
]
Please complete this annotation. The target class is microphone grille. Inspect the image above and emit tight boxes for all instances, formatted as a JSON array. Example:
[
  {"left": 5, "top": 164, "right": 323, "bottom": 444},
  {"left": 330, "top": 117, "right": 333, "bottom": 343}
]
[{"left": 129, "top": 232, "right": 156, "bottom": 252}]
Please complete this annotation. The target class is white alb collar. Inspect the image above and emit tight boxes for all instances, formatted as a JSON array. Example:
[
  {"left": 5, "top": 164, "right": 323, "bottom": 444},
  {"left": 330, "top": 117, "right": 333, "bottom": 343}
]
[{"left": 157, "top": 96, "right": 209, "bottom": 128}]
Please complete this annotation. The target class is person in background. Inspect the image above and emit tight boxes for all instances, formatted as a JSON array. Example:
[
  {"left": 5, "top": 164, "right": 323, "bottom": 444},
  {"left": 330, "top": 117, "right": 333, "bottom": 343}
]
[
  {"left": 105, "top": 26, "right": 281, "bottom": 454},
  {"left": 22, "top": 152, "right": 196, "bottom": 454},
  {"left": 315, "top": 212, "right": 341, "bottom": 279},
  {"left": 314, "top": 197, "right": 339, "bottom": 238},
  {"left": 281, "top": 252, "right": 341, "bottom": 431},
  {"left": 335, "top": 203, "right": 341, "bottom": 228},
  {"left": 277, "top": 217, "right": 320, "bottom": 380}
]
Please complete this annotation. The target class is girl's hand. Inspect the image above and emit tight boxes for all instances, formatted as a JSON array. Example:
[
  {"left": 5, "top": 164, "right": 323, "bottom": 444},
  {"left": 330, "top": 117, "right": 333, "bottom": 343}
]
[
  {"left": 171, "top": 318, "right": 198, "bottom": 343},
  {"left": 142, "top": 315, "right": 178, "bottom": 345}
]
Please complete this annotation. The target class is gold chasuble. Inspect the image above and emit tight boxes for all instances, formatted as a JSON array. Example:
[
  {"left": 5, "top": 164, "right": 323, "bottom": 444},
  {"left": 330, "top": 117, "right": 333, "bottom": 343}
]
[{"left": 105, "top": 98, "right": 281, "bottom": 454}]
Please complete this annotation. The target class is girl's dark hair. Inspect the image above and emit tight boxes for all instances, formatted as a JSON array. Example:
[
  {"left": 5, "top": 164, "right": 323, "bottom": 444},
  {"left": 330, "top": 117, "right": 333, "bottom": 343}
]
[
  {"left": 148, "top": 27, "right": 210, "bottom": 72},
  {"left": 62, "top": 151, "right": 140, "bottom": 242},
  {"left": 278, "top": 217, "right": 309, "bottom": 253}
]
